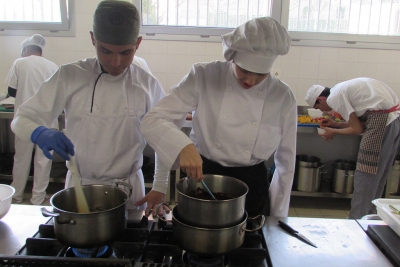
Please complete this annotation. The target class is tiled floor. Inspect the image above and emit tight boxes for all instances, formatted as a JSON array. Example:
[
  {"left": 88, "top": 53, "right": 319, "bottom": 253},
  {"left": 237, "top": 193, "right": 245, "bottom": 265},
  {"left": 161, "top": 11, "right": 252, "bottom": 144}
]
[{"left": 289, "top": 196, "right": 351, "bottom": 218}]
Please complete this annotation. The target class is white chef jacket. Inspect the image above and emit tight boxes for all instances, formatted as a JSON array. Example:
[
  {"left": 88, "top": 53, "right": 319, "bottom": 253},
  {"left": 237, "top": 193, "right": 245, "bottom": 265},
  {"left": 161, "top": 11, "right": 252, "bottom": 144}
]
[
  {"left": 141, "top": 60, "right": 297, "bottom": 217},
  {"left": 11, "top": 57, "right": 169, "bottom": 195},
  {"left": 327, "top": 77, "right": 400, "bottom": 124},
  {"left": 5, "top": 55, "right": 58, "bottom": 111}
]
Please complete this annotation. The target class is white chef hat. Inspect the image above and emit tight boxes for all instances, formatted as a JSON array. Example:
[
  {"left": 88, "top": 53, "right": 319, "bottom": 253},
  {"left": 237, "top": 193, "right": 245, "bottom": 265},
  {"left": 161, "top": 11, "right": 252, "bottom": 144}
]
[
  {"left": 21, "top": 34, "right": 46, "bottom": 52},
  {"left": 305, "top": 85, "right": 325, "bottom": 107},
  {"left": 221, "top": 17, "right": 291, "bottom": 74}
]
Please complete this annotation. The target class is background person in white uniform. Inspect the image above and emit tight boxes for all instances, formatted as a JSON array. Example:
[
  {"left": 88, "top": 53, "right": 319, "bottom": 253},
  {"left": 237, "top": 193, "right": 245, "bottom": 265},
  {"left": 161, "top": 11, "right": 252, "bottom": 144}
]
[
  {"left": 6, "top": 34, "right": 59, "bottom": 205},
  {"left": 11, "top": 1, "right": 169, "bottom": 216},
  {"left": 141, "top": 17, "right": 296, "bottom": 217},
  {"left": 305, "top": 78, "right": 400, "bottom": 219}
]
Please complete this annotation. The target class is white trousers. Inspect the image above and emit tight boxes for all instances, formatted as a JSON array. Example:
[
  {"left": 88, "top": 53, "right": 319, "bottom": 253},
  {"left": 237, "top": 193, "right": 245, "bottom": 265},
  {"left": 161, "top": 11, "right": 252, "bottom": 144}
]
[{"left": 11, "top": 136, "right": 52, "bottom": 205}]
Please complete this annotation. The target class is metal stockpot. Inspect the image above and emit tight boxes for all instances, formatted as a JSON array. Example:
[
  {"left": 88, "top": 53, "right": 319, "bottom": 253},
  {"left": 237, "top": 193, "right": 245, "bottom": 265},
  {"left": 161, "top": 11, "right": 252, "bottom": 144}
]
[
  {"left": 296, "top": 163, "right": 325, "bottom": 192},
  {"left": 296, "top": 154, "right": 321, "bottom": 167},
  {"left": 159, "top": 205, "right": 265, "bottom": 255},
  {"left": 332, "top": 162, "right": 356, "bottom": 194},
  {"left": 176, "top": 175, "right": 248, "bottom": 228},
  {"left": 41, "top": 183, "right": 132, "bottom": 248}
]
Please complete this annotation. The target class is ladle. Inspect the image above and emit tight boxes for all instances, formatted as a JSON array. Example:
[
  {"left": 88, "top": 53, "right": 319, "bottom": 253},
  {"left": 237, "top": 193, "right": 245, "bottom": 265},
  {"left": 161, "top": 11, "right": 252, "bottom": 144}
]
[{"left": 201, "top": 180, "right": 217, "bottom": 200}]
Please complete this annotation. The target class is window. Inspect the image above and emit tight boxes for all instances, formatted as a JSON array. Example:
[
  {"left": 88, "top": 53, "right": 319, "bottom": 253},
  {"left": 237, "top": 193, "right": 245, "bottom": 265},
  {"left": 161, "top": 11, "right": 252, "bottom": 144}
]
[
  {"left": 133, "top": 0, "right": 275, "bottom": 37},
  {"left": 281, "top": 0, "right": 400, "bottom": 48},
  {"left": 0, "top": 0, "right": 74, "bottom": 36},
  {"left": 134, "top": 0, "right": 400, "bottom": 49}
]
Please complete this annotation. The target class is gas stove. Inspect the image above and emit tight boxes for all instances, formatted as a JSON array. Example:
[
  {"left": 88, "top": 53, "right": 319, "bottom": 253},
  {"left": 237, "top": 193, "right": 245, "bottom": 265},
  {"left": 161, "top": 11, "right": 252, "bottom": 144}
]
[{"left": 0, "top": 211, "right": 271, "bottom": 267}]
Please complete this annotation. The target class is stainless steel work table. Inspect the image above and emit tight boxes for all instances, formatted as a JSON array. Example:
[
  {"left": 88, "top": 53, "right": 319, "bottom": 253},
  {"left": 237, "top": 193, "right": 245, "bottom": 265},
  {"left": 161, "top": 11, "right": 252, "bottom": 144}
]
[
  {"left": 0, "top": 206, "right": 396, "bottom": 266},
  {"left": 0, "top": 204, "right": 49, "bottom": 255},
  {"left": 263, "top": 216, "right": 393, "bottom": 267}
]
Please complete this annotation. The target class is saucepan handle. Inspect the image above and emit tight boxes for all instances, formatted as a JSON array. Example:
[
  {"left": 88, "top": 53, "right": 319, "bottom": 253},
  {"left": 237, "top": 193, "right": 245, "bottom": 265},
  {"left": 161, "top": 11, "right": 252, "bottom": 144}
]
[
  {"left": 41, "top": 207, "right": 77, "bottom": 225},
  {"left": 242, "top": 214, "right": 265, "bottom": 233},
  {"left": 156, "top": 203, "right": 173, "bottom": 223},
  {"left": 115, "top": 181, "right": 133, "bottom": 198}
]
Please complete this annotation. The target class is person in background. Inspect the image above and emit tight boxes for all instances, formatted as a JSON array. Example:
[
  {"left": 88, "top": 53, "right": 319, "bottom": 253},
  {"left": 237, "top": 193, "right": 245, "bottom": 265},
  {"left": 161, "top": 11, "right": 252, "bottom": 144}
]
[
  {"left": 140, "top": 17, "right": 296, "bottom": 217},
  {"left": 305, "top": 78, "right": 400, "bottom": 219},
  {"left": 11, "top": 0, "right": 169, "bottom": 216},
  {"left": 6, "top": 34, "right": 59, "bottom": 205}
]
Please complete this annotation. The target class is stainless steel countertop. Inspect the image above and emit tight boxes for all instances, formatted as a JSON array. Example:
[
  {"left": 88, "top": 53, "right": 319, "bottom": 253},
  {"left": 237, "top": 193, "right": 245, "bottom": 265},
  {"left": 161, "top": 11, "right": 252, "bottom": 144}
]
[
  {"left": 0, "top": 204, "right": 49, "bottom": 255},
  {"left": 0, "top": 111, "right": 13, "bottom": 119},
  {"left": 0, "top": 205, "right": 395, "bottom": 266},
  {"left": 264, "top": 217, "right": 393, "bottom": 267}
]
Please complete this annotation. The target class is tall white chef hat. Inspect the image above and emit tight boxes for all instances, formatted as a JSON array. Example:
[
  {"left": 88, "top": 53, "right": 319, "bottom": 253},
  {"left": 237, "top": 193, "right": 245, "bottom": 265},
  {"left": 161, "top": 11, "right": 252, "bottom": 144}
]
[
  {"left": 221, "top": 17, "right": 291, "bottom": 74},
  {"left": 305, "top": 85, "right": 325, "bottom": 107},
  {"left": 21, "top": 34, "right": 46, "bottom": 52}
]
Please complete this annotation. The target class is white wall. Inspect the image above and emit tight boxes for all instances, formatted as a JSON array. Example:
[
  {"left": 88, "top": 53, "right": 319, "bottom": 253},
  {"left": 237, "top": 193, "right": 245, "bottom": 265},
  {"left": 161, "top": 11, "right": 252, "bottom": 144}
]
[{"left": 1, "top": 0, "right": 399, "bottom": 107}]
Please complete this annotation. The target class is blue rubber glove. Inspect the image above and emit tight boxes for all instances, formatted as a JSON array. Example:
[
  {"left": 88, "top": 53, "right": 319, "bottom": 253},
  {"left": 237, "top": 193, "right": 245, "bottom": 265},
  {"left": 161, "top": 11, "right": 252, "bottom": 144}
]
[{"left": 31, "top": 126, "right": 75, "bottom": 160}]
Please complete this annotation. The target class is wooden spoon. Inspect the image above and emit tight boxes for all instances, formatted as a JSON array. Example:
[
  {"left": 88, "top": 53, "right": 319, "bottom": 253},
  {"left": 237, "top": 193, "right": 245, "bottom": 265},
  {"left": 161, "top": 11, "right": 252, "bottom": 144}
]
[{"left": 68, "top": 154, "right": 90, "bottom": 213}]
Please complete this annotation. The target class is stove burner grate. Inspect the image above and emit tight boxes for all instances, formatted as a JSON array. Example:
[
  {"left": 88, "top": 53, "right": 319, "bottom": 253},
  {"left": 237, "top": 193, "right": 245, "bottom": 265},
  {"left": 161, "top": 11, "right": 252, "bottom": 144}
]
[{"left": 183, "top": 252, "right": 227, "bottom": 267}]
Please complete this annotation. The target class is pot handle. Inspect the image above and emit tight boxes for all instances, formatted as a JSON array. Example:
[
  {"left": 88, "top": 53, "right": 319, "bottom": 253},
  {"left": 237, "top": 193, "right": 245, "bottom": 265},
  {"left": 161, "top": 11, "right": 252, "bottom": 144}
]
[
  {"left": 41, "top": 208, "right": 77, "bottom": 225},
  {"left": 156, "top": 203, "right": 173, "bottom": 223},
  {"left": 318, "top": 165, "right": 328, "bottom": 174},
  {"left": 115, "top": 181, "right": 133, "bottom": 198},
  {"left": 242, "top": 214, "right": 265, "bottom": 233}
]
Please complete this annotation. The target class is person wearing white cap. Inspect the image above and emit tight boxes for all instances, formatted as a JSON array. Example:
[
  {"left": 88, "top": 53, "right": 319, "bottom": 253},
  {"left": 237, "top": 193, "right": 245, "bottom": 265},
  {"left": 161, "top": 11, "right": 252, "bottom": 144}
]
[
  {"left": 11, "top": 0, "right": 169, "bottom": 216},
  {"left": 141, "top": 17, "right": 296, "bottom": 217},
  {"left": 5, "top": 34, "right": 59, "bottom": 205},
  {"left": 305, "top": 77, "right": 400, "bottom": 219}
]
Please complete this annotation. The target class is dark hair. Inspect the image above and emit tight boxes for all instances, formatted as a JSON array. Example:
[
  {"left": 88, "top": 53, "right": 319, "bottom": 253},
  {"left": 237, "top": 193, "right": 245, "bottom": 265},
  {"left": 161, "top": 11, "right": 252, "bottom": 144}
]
[{"left": 315, "top": 87, "right": 331, "bottom": 104}]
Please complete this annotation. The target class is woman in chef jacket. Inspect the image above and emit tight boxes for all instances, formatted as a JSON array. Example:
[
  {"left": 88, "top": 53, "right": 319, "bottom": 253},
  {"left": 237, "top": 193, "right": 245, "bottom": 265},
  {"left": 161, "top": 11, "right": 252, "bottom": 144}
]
[
  {"left": 11, "top": 0, "right": 169, "bottom": 216},
  {"left": 140, "top": 17, "right": 297, "bottom": 217}
]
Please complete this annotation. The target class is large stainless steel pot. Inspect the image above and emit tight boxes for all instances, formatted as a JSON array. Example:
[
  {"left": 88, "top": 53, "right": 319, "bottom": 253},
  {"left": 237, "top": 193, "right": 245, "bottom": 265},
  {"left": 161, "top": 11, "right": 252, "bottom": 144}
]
[
  {"left": 296, "top": 154, "right": 321, "bottom": 167},
  {"left": 332, "top": 162, "right": 355, "bottom": 194},
  {"left": 41, "top": 183, "right": 132, "bottom": 248},
  {"left": 296, "top": 163, "right": 325, "bottom": 192},
  {"left": 159, "top": 205, "right": 265, "bottom": 255},
  {"left": 176, "top": 175, "right": 248, "bottom": 228}
]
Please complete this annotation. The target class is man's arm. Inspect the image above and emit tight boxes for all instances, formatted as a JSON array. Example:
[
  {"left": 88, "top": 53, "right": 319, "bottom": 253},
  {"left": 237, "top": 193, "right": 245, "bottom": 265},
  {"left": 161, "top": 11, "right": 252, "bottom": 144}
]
[{"left": 321, "top": 113, "right": 364, "bottom": 140}]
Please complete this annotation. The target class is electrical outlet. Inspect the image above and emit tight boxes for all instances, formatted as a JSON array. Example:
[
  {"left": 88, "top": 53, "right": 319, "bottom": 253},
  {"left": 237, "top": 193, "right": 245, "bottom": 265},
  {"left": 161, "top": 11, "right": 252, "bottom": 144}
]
[{"left": 272, "top": 69, "right": 281, "bottom": 78}]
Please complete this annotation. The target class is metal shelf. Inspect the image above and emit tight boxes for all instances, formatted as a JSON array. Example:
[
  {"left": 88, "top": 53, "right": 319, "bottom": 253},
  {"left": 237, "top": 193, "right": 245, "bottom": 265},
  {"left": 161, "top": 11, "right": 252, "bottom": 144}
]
[{"left": 291, "top": 190, "right": 353, "bottom": 198}]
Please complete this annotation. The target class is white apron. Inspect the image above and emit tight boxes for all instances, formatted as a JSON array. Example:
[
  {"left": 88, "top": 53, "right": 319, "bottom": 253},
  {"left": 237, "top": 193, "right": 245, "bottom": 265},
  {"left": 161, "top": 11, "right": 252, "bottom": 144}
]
[{"left": 65, "top": 66, "right": 145, "bottom": 210}]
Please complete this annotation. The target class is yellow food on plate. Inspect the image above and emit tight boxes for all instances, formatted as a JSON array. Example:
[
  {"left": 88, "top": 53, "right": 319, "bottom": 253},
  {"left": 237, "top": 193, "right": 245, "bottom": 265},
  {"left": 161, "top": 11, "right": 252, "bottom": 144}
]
[
  {"left": 298, "top": 115, "right": 313, "bottom": 124},
  {"left": 298, "top": 115, "right": 324, "bottom": 124}
]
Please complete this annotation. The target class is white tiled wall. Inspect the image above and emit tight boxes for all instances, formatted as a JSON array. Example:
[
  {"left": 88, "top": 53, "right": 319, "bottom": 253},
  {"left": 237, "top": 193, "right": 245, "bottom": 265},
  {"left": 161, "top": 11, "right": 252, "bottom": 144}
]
[{"left": 1, "top": 0, "right": 399, "bottom": 106}]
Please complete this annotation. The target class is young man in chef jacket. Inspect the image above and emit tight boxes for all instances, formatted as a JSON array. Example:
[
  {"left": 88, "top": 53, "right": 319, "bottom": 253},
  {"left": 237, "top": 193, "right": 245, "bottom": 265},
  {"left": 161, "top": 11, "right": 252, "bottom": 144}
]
[
  {"left": 11, "top": 0, "right": 169, "bottom": 216},
  {"left": 6, "top": 34, "right": 59, "bottom": 205},
  {"left": 305, "top": 78, "right": 400, "bottom": 219},
  {"left": 140, "top": 17, "right": 297, "bottom": 217}
]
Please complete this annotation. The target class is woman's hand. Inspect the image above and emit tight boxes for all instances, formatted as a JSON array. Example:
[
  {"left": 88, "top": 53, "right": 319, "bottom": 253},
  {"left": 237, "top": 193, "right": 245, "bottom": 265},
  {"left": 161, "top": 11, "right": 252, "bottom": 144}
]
[
  {"left": 179, "top": 144, "right": 203, "bottom": 182},
  {"left": 319, "top": 118, "right": 336, "bottom": 128},
  {"left": 319, "top": 127, "right": 336, "bottom": 141}
]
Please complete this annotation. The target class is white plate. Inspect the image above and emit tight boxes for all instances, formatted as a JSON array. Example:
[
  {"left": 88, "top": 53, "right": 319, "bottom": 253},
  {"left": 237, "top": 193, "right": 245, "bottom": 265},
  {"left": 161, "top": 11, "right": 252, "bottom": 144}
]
[{"left": 372, "top": 198, "right": 400, "bottom": 236}]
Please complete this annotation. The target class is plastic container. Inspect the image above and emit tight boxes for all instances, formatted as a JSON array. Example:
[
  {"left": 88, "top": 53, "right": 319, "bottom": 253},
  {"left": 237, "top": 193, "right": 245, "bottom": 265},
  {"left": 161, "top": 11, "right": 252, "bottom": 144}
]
[
  {"left": 307, "top": 108, "right": 323, "bottom": 118},
  {"left": 372, "top": 198, "right": 400, "bottom": 236},
  {"left": 317, "top": 128, "right": 326, "bottom": 135}
]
